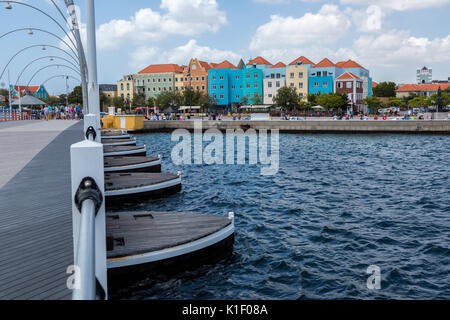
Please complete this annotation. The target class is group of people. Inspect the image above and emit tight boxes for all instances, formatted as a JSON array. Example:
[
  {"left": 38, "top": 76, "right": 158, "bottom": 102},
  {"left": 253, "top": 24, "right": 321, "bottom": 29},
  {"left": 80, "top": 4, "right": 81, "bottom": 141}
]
[{"left": 41, "top": 105, "right": 82, "bottom": 121}]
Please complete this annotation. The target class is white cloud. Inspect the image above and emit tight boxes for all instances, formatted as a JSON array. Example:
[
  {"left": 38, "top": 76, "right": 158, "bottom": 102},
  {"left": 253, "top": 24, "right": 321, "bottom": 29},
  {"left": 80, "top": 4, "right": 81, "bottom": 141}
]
[
  {"left": 353, "top": 30, "right": 450, "bottom": 68},
  {"left": 250, "top": 5, "right": 351, "bottom": 51},
  {"left": 129, "top": 40, "right": 241, "bottom": 70},
  {"left": 345, "top": 5, "right": 384, "bottom": 32},
  {"left": 340, "top": 0, "right": 450, "bottom": 11},
  {"left": 96, "top": 0, "right": 227, "bottom": 50}
]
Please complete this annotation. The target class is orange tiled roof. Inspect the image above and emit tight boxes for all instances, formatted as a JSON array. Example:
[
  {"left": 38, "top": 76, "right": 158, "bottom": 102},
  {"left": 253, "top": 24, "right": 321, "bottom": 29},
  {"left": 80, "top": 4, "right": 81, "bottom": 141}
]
[
  {"left": 336, "top": 72, "right": 361, "bottom": 80},
  {"left": 372, "top": 81, "right": 378, "bottom": 88},
  {"left": 271, "top": 62, "right": 286, "bottom": 68},
  {"left": 289, "top": 56, "right": 315, "bottom": 66},
  {"left": 210, "top": 60, "right": 238, "bottom": 69},
  {"left": 247, "top": 56, "right": 272, "bottom": 66},
  {"left": 314, "top": 58, "right": 335, "bottom": 68},
  {"left": 335, "top": 59, "right": 366, "bottom": 70},
  {"left": 397, "top": 83, "right": 450, "bottom": 92},
  {"left": 14, "top": 85, "right": 40, "bottom": 92},
  {"left": 138, "top": 64, "right": 183, "bottom": 74},
  {"left": 199, "top": 61, "right": 212, "bottom": 70}
]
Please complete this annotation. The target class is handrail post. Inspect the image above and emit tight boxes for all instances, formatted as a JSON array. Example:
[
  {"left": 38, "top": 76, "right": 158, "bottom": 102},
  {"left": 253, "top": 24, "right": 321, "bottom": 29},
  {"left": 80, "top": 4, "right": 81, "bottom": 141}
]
[
  {"left": 70, "top": 138, "right": 107, "bottom": 300},
  {"left": 84, "top": 113, "right": 100, "bottom": 142}
]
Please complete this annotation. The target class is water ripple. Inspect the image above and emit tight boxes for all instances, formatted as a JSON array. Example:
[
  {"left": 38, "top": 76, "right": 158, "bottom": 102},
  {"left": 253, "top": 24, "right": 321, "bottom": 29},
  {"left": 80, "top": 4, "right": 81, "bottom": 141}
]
[{"left": 110, "top": 133, "right": 450, "bottom": 300}]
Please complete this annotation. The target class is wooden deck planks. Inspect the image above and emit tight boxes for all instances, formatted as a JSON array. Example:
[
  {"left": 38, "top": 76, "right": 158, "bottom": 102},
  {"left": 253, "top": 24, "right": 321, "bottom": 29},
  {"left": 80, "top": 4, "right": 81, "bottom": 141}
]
[
  {"left": 0, "top": 122, "right": 83, "bottom": 300},
  {"left": 107, "top": 211, "right": 231, "bottom": 259}
]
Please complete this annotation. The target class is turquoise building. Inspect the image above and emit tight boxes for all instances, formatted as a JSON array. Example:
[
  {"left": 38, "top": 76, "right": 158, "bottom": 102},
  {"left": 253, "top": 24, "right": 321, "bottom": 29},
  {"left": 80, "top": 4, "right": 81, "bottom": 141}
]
[
  {"left": 208, "top": 58, "right": 265, "bottom": 107},
  {"left": 10, "top": 85, "right": 48, "bottom": 100}
]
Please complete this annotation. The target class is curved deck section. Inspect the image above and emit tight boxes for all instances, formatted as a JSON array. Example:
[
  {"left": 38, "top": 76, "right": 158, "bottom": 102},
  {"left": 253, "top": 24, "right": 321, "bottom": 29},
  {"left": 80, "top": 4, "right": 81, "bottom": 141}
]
[
  {"left": 104, "top": 173, "right": 182, "bottom": 206},
  {"left": 104, "top": 145, "right": 147, "bottom": 157},
  {"left": 104, "top": 156, "right": 162, "bottom": 173},
  {"left": 102, "top": 138, "right": 136, "bottom": 147},
  {"left": 106, "top": 211, "right": 234, "bottom": 270}
]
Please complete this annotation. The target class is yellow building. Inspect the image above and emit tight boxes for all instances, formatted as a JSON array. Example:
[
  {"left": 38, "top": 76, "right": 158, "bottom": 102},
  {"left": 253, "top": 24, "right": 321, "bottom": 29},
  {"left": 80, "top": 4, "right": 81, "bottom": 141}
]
[
  {"left": 286, "top": 64, "right": 309, "bottom": 102},
  {"left": 174, "top": 67, "right": 186, "bottom": 93},
  {"left": 118, "top": 75, "right": 135, "bottom": 103}
]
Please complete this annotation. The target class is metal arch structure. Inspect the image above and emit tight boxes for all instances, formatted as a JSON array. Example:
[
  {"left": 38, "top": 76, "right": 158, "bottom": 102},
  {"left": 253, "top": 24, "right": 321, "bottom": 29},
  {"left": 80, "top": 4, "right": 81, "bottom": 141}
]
[
  {"left": 0, "top": 1, "right": 77, "bottom": 50},
  {"left": 0, "top": 44, "right": 79, "bottom": 83},
  {"left": 41, "top": 74, "right": 81, "bottom": 86},
  {"left": 0, "top": 28, "right": 78, "bottom": 59},
  {"left": 15, "top": 56, "right": 79, "bottom": 87},
  {"left": 0, "top": 0, "right": 89, "bottom": 112},
  {"left": 26, "top": 64, "right": 81, "bottom": 88}
]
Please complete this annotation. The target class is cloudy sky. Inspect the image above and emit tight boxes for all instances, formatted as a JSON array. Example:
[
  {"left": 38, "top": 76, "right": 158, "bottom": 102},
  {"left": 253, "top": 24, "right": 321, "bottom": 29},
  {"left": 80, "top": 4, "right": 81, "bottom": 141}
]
[{"left": 0, "top": 0, "right": 449, "bottom": 95}]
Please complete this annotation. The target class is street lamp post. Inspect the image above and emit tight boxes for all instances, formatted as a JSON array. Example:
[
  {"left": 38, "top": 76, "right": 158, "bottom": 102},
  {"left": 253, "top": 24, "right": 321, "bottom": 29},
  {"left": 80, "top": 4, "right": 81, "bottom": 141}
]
[{"left": 86, "top": 0, "right": 101, "bottom": 129}]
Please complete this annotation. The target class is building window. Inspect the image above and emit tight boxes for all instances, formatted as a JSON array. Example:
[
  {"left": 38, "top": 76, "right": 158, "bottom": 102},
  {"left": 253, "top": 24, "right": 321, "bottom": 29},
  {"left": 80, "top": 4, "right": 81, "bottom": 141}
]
[
  {"left": 299, "top": 82, "right": 303, "bottom": 89},
  {"left": 120, "top": 84, "right": 124, "bottom": 90},
  {"left": 246, "top": 83, "right": 250, "bottom": 89},
  {"left": 254, "top": 83, "right": 258, "bottom": 88},
  {"left": 236, "top": 95, "right": 240, "bottom": 99},
  {"left": 290, "top": 73, "right": 294, "bottom": 79},
  {"left": 196, "top": 86, "right": 199, "bottom": 90},
  {"left": 196, "top": 77, "right": 199, "bottom": 82},
  {"left": 220, "top": 94, "right": 224, "bottom": 99},
  {"left": 276, "top": 81, "right": 280, "bottom": 88},
  {"left": 314, "top": 82, "right": 319, "bottom": 88},
  {"left": 232, "top": 85, "right": 235, "bottom": 89},
  {"left": 220, "top": 84, "right": 224, "bottom": 89},
  {"left": 213, "top": 76, "right": 216, "bottom": 80},
  {"left": 270, "top": 74, "right": 275, "bottom": 79},
  {"left": 202, "top": 86, "right": 205, "bottom": 90},
  {"left": 254, "top": 73, "right": 258, "bottom": 79},
  {"left": 323, "top": 71, "right": 328, "bottom": 77},
  {"left": 290, "top": 83, "right": 294, "bottom": 88},
  {"left": 317, "top": 72, "right": 321, "bottom": 77},
  {"left": 268, "top": 82, "right": 272, "bottom": 88},
  {"left": 323, "top": 82, "right": 328, "bottom": 88},
  {"left": 246, "top": 73, "right": 250, "bottom": 79},
  {"left": 346, "top": 82, "right": 352, "bottom": 89},
  {"left": 213, "top": 94, "right": 217, "bottom": 98},
  {"left": 202, "top": 77, "right": 205, "bottom": 81},
  {"left": 127, "top": 83, "right": 130, "bottom": 90},
  {"left": 299, "top": 72, "right": 303, "bottom": 78},
  {"left": 338, "top": 82, "right": 343, "bottom": 89},
  {"left": 220, "top": 76, "right": 224, "bottom": 80},
  {"left": 236, "top": 76, "right": 239, "bottom": 80},
  {"left": 213, "top": 85, "right": 217, "bottom": 90},
  {"left": 276, "top": 73, "right": 281, "bottom": 79},
  {"left": 299, "top": 93, "right": 304, "bottom": 98},
  {"left": 268, "top": 94, "right": 272, "bottom": 98},
  {"left": 254, "top": 92, "right": 258, "bottom": 97}
]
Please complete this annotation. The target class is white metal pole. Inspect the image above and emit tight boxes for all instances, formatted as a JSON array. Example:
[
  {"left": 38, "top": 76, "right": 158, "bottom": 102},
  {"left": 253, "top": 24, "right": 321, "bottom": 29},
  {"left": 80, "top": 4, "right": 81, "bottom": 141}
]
[
  {"left": 86, "top": 0, "right": 100, "bottom": 128},
  {"left": 71, "top": 139, "right": 107, "bottom": 300},
  {"left": 8, "top": 70, "right": 12, "bottom": 120},
  {"left": 19, "top": 87, "right": 22, "bottom": 120}
]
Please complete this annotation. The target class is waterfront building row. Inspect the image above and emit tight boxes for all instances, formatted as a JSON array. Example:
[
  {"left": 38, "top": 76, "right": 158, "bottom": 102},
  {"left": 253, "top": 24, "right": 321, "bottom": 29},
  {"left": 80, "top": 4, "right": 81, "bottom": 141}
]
[{"left": 118, "top": 55, "right": 373, "bottom": 110}]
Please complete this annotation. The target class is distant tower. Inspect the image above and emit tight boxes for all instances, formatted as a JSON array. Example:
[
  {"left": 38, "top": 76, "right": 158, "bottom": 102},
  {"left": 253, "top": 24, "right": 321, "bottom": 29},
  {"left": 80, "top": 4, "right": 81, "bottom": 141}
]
[{"left": 417, "top": 66, "right": 432, "bottom": 84}]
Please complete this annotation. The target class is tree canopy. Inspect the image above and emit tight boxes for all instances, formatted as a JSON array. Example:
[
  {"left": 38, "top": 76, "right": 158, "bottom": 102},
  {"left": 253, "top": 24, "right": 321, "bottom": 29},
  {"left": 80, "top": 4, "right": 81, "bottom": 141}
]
[
  {"left": 316, "top": 92, "right": 349, "bottom": 111},
  {"left": 373, "top": 82, "right": 397, "bottom": 98},
  {"left": 273, "top": 87, "right": 299, "bottom": 110}
]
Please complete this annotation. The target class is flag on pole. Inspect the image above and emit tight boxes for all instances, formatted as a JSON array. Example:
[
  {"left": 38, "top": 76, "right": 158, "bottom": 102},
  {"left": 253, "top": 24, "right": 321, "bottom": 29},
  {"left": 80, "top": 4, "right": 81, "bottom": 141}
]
[{"left": 186, "top": 66, "right": 191, "bottom": 78}]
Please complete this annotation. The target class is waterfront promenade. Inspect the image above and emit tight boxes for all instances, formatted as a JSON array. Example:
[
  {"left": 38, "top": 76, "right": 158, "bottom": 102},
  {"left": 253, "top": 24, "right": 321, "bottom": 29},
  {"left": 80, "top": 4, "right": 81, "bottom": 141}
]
[
  {"left": 142, "top": 119, "right": 450, "bottom": 134},
  {"left": 0, "top": 120, "right": 82, "bottom": 299}
]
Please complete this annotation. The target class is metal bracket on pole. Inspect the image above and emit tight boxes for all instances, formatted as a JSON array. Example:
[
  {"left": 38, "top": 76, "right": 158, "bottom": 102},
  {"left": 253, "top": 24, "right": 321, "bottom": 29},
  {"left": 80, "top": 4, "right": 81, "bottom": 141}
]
[
  {"left": 74, "top": 177, "right": 103, "bottom": 215},
  {"left": 84, "top": 113, "right": 100, "bottom": 142}
]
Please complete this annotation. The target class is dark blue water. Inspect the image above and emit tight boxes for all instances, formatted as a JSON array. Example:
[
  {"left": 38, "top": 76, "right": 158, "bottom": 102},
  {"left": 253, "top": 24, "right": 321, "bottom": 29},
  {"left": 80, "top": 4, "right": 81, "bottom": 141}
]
[{"left": 111, "top": 133, "right": 450, "bottom": 300}]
